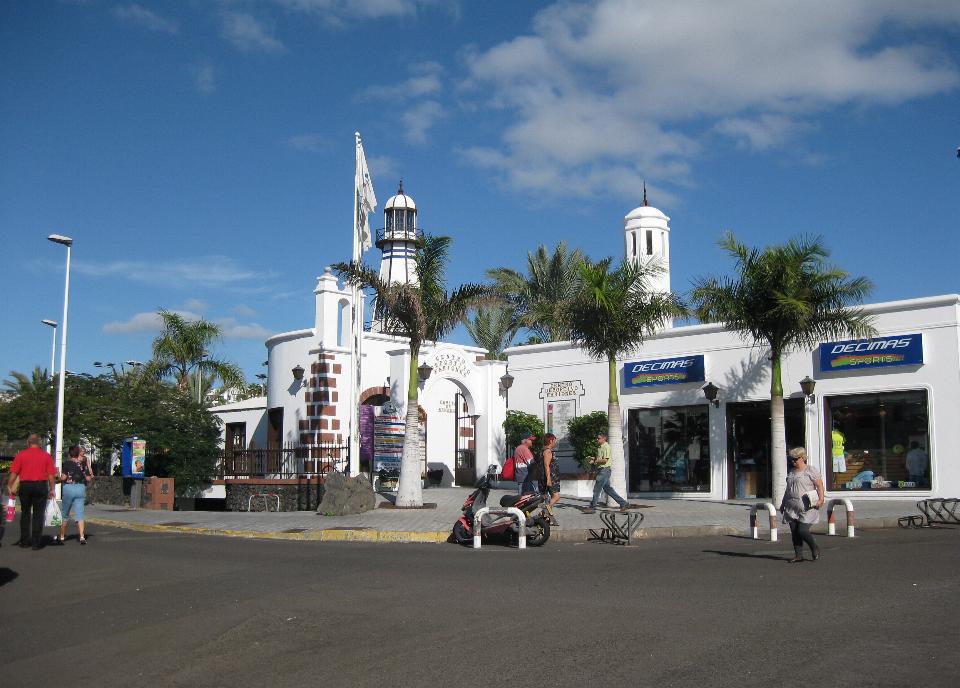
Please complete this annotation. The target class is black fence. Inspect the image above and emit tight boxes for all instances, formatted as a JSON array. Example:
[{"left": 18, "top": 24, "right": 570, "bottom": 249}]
[{"left": 218, "top": 442, "right": 350, "bottom": 479}]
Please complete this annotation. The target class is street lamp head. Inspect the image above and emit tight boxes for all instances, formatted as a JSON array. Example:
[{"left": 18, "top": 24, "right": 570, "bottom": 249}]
[
  {"left": 126, "top": 360, "right": 143, "bottom": 366},
  {"left": 93, "top": 361, "right": 103, "bottom": 367},
  {"left": 292, "top": 364, "right": 305, "bottom": 381},
  {"left": 42, "top": 319, "right": 57, "bottom": 328},
  {"left": 47, "top": 234, "right": 74, "bottom": 246}
]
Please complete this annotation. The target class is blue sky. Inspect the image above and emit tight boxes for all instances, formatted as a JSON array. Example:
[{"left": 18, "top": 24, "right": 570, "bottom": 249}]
[{"left": 2, "top": 0, "right": 959, "bottom": 384}]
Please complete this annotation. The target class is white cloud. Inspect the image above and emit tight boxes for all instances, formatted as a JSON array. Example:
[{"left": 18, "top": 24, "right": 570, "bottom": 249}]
[
  {"left": 182, "top": 298, "right": 208, "bottom": 313},
  {"left": 232, "top": 304, "right": 257, "bottom": 317},
  {"left": 220, "top": 11, "right": 286, "bottom": 53},
  {"left": 461, "top": 0, "right": 960, "bottom": 198},
  {"left": 402, "top": 101, "right": 444, "bottom": 144},
  {"left": 112, "top": 4, "right": 179, "bottom": 34},
  {"left": 273, "top": 0, "right": 421, "bottom": 23},
  {"left": 215, "top": 317, "right": 272, "bottom": 339},
  {"left": 73, "top": 256, "right": 273, "bottom": 290},
  {"left": 358, "top": 62, "right": 443, "bottom": 101},
  {"left": 103, "top": 309, "right": 201, "bottom": 334},
  {"left": 190, "top": 62, "right": 216, "bottom": 94},
  {"left": 287, "top": 133, "right": 327, "bottom": 153},
  {"left": 367, "top": 155, "right": 399, "bottom": 180}
]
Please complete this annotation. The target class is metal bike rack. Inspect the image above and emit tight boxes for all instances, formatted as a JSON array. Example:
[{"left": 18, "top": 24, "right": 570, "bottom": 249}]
[
  {"left": 472, "top": 506, "right": 527, "bottom": 549},
  {"left": 898, "top": 498, "right": 960, "bottom": 528},
  {"left": 588, "top": 511, "right": 645, "bottom": 546},
  {"left": 826, "top": 498, "right": 855, "bottom": 537},
  {"left": 749, "top": 503, "right": 779, "bottom": 542},
  {"left": 247, "top": 492, "right": 281, "bottom": 512}
]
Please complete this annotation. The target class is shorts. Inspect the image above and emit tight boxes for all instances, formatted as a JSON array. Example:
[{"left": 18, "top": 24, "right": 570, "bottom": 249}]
[{"left": 61, "top": 483, "right": 86, "bottom": 522}]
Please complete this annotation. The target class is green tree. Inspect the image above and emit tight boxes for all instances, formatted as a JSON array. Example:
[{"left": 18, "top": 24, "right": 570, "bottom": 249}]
[
  {"left": 502, "top": 410, "right": 545, "bottom": 458},
  {"left": 567, "top": 257, "right": 685, "bottom": 499},
  {"left": 487, "top": 241, "right": 585, "bottom": 343},
  {"left": 464, "top": 303, "right": 517, "bottom": 360},
  {"left": 691, "top": 232, "right": 875, "bottom": 505},
  {"left": 566, "top": 411, "right": 608, "bottom": 471},
  {"left": 0, "top": 367, "right": 56, "bottom": 443},
  {"left": 335, "top": 234, "right": 488, "bottom": 507},
  {"left": 147, "top": 309, "right": 244, "bottom": 399}
]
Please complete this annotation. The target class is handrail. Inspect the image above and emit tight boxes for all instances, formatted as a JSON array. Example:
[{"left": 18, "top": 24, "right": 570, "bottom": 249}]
[
  {"left": 827, "top": 498, "right": 855, "bottom": 537},
  {"left": 749, "top": 502, "right": 779, "bottom": 542},
  {"left": 473, "top": 506, "right": 527, "bottom": 549}
]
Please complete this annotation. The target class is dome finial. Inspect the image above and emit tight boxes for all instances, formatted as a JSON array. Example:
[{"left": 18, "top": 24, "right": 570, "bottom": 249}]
[
  {"left": 642, "top": 181, "right": 648, "bottom": 207},
  {"left": 398, "top": 178, "right": 404, "bottom": 195}
]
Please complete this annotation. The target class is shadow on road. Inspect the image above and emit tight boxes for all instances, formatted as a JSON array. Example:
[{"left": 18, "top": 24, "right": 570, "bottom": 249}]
[
  {"left": 0, "top": 567, "right": 19, "bottom": 587},
  {"left": 703, "top": 549, "right": 789, "bottom": 561}
]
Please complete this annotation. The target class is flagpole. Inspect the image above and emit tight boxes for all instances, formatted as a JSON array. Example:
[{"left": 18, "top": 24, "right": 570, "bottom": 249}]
[{"left": 349, "top": 132, "right": 364, "bottom": 477}]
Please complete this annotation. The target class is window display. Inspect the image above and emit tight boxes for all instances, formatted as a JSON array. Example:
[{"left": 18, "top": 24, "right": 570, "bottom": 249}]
[
  {"left": 825, "top": 390, "right": 930, "bottom": 490},
  {"left": 628, "top": 406, "right": 710, "bottom": 492}
]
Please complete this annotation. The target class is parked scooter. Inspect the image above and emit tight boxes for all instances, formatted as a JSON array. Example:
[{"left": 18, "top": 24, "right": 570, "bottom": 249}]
[{"left": 451, "top": 468, "right": 551, "bottom": 546}]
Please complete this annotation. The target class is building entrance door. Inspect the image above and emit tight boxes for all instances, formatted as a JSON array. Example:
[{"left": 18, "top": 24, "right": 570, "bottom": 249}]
[
  {"left": 726, "top": 400, "right": 805, "bottom": 499},
  {"left": 453, "top": 392, "right": 476, "bottom": 487}
]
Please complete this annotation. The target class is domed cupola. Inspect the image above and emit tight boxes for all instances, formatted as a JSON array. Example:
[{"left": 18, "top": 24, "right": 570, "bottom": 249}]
[
  {"left": 376, "top": 180, "right": 422, "bottom": 296},
  {"left": 624, "top": 183, "right": 672, "bottom": 304}
]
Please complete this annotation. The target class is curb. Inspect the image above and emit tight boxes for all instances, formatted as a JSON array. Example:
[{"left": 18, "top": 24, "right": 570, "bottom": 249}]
[{"left": 86, "top": 515, "right": 906, "bottom": 545}]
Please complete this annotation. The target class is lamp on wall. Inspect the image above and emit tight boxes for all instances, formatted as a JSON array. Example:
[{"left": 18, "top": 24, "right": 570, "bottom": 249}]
[
  {"left": 702, "top": 381, "right": 720, "bottom": 408},
  {"left": 292, "top": 364, "right": 305, "bottom": 382},
  {"left": 499, "top": 372, "right": 514, "bottom": 392},
  {"left": 799, "top": 375, "right": 816, "bottom": 404},
  {"left": 417, "top": 362, "right": 433, "bottom": 383}
]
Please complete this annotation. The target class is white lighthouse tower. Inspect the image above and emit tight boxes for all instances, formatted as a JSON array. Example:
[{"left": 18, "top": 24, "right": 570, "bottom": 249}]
[
  {"left": 624, "top": 184, "right": 672, "bottom": 300},
  {"left": 377, "top": 180, "right": 420, "bottom": 287}
]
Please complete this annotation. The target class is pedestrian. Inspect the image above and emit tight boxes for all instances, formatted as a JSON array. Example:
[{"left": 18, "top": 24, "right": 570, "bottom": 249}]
[
  {"left": 779, "top": 447, "right": 824, "bottom": 563},
  {"left": 56, "top": 445, "right": 93, "bottom": 545},
  {"left": 6, "top": 433, "right": 58, "bottom": 550},
  {"left": 581, "top": 432, "right": 631, "bottom": 514},
  {"left": 905, "top": 442, "right": 928, "bottom": 485},
  {"left": 540, "top": 433, "right": 560, "bottom": 525},
  {"left": 514, "top": 432, "right": 536, "bottom": 495}
]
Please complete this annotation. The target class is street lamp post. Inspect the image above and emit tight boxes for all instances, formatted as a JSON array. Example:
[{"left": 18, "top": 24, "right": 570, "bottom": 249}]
[
  {"left": 48, "top": 233, "right": 73, "bottom": 478},
  {"left": 42, "top": 319, "right": 57, "bottom": 379}
]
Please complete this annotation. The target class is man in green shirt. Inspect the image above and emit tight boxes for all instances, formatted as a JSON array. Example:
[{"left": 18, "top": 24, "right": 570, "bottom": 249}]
[{"left": 582, "top": 432, "right": 631, "bottom": 513}]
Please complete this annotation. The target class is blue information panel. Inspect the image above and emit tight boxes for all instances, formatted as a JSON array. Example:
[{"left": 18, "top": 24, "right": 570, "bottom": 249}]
[
  {"left": 121, "top": 437, "right": 146, "bottom": 478},
  {"left": 819, "top": 333, "right": 923, "bottom": 371},
  {"left": 624, "top": 355, "right": 705, "bottom": 388}
]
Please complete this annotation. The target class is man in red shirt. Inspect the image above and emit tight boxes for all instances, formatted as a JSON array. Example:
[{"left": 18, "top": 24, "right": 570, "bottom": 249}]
[{"left": 7, "top": 433, "right": 58, "bottom": 549}]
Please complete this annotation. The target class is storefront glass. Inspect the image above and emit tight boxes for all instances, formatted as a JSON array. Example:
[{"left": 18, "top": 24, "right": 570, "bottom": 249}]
[
  {"left": 628, "top": 406, "right": 710, "bottom": 492},
  {"left": 825, "top": 390, "right": 930, "bottom": 490}
]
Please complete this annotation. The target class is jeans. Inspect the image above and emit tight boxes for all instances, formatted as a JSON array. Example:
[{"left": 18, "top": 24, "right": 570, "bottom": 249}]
[
  {"left": 788, "top": 521, "right": 819, "bottom": 557},
  {"left": 61, "top": 483, "right": 86, "bottom": 522},
  {"left": 590, "top": 468, "right": 627, "bottom": 509},
  {"left": 18, "top": 480, "right": 48, "bottom": 546}
]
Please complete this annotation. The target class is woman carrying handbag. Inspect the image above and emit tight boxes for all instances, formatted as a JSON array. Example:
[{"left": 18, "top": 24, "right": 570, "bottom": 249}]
[{"left": 780, "top": 447, "right": 825, "bottom": 563}]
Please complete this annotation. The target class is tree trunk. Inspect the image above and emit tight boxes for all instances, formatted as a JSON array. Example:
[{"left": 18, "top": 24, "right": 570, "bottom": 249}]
[
  {"left": 769, "top": 353, "right": 787, "bottom": 507},
  {"left": 395, "top": 348, "right": 423, "bottom": 508},
  {"left": 606, "top": 357, "right": 628, "bottom": 503}
]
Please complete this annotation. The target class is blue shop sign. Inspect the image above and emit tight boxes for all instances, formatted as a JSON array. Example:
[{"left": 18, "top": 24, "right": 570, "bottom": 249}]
[
  {"left": 624, "top": 355, "right": 705, "bottom": 388},
  {"left": 819, "top": 333, "right": 923, "bottom": 371}
]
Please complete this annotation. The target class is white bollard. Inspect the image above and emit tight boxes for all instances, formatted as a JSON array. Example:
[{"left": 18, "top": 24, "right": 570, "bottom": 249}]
[
  {"left": 827, "top": 498, "right": 855, "bottom": 537},
  {"left": 473, "top": 506, "right": 528, "bottom": 549},
  {"left": 749, "top": 503, "right": 779, "bottom": 542}
]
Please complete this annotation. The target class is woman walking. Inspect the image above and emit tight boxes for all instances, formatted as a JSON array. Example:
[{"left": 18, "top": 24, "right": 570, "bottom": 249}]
[
  {"left": 57, "top": 445, "right": 93, "bottom": 545},
  {"left": 540, "top": 433, "right": 560, "bottom": 525},
  {"left": 780, "top": 447, "right": 825, "bottom": 563}
]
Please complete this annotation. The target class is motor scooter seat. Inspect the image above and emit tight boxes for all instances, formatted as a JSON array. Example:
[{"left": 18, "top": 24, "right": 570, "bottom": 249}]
[{"left": 499, "top": 494, "right": 523, "bottom": 508}]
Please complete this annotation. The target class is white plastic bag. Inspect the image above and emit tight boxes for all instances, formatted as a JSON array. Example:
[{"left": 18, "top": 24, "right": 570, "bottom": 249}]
[{"left": 44, "top": 499, "right": 63, "bottom": 528}]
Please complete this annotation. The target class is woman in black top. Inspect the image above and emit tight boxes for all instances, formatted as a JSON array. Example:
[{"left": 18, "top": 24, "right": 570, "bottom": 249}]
[{"left": 57, "top": 445, "right": 93, "bottom": 545}]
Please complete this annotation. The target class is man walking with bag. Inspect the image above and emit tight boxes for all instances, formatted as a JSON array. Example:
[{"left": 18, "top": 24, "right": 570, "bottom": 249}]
[
  {"left": 7, "top": 433, "right": 58, "bottom": 549},
  {"left": 581, "top": 432, "right": 632, "bottom": 514}
]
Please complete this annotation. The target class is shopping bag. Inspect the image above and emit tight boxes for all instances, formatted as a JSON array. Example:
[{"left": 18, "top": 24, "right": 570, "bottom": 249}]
[{"left": 44, "top": 499, "right": 63, "bottom": 528}]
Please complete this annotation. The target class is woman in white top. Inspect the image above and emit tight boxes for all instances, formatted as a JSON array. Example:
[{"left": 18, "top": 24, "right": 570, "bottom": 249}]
[{"left": 779, "top": 447, "right": 825, "bottom": 563}]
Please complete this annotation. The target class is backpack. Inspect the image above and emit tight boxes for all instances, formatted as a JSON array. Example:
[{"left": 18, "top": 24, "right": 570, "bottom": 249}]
[
  {"left": 501, "top": 457, "right": 516, "bottom": 481},
  {"left": 526, "top": 456, "right": 545, "bottom": 487}
]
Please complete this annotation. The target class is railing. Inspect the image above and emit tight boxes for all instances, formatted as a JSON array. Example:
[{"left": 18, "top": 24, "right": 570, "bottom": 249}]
[
  {"left": 218, "top": 442, "right": 349, "bottom": 479},
  {"left": 375, "top": 226, "right": 425, "bottom": 247}
]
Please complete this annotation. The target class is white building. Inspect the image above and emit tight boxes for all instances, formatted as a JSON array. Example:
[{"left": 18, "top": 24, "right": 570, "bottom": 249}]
[{"left": 213, "top": 185, "right": 509, "bottom": 488}]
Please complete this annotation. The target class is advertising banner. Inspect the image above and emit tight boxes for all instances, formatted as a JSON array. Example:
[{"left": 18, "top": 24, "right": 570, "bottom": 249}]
[
  {"left": 623, "top": 355, "right": 705, "bottom": 388},
  {"left": 121, "top": 437, "right": 146, "bottom": 478},
  {"left": 819, "top": 334, "right": 923, "bottom": 371}
]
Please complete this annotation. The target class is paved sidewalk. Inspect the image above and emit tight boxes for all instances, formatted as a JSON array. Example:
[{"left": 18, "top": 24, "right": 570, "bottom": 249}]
[{"left": 84, "top": 488, "right": 925, "bottom": 544}]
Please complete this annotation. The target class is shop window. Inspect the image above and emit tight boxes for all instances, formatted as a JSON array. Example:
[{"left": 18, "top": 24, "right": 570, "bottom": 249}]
[
  {"left": 825, "top": 390, "right": 930, "bottom": 490},
  {"left": 628, "top": 406, "right": 710, "bottom": 492}
]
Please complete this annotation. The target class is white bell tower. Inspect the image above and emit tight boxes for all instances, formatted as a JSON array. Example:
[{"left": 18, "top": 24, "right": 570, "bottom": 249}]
[
  {"left": 377, "top": 180, "right": 420, "bottom": 287},
  {"left": 624, "top": 184, "right": 671, "bottom": 298}
]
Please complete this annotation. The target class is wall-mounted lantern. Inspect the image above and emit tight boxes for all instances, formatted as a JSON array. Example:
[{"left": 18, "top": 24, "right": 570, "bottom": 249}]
[
  {"left": 702, "top": 381, "right": 720, "bottom": 408},
  {"left": 799, "top": 376, "right": 816, "bottom": 404}
]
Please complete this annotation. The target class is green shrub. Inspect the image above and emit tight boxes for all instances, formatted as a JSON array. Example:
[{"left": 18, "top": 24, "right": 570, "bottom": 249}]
[
  {"left": 502, "top": 410, "right": 544, "bottom": 457},
  {"left": 566, "top": 411, "right": 608, "bottom": 470}
]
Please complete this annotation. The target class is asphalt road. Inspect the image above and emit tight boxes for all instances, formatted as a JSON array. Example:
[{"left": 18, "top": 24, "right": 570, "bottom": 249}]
[{"left": 1, "top": 524, "right": 957, "bottom": 688}]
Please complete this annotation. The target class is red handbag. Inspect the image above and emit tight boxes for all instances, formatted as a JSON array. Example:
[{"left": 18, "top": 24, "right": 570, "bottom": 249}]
[{"left": 501, "top": 457, "right": 517, "bottom": 481}]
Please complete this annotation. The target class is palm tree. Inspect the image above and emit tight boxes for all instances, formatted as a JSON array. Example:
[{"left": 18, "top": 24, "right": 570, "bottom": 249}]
[
  {"left": 464, "top": 303, "right": 517, "bottom": 360},
  {"left": 147, "top": 310, "right": 244, "bottom": 399},
  {"left": 335, "top": 234, "right": 489, "bottom": 507},
  {"left": 2, "top": 367, "right": 52, "bottom": 396},
  {"left": 567, "top": 257, "right": 685, "bottom": 499},
  {"left": 691, "top": 232, "right": 875, "bottom": 505},
  {"left": 487, "top": 241, "right": 585, "bottom": 342}
]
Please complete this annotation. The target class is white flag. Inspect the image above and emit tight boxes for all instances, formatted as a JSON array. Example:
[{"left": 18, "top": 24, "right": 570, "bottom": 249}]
[{"left": 355, "top": 133, "right": 377, "bottom": 253}]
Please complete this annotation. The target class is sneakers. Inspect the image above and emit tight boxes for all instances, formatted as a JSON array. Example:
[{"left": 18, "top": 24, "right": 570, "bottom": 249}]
[
  {"left": 581, "top": 508, "right": 596, "bottom": 514},
  {"left": 79, "top": 537, "right": 87, "bottom": 546}
]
